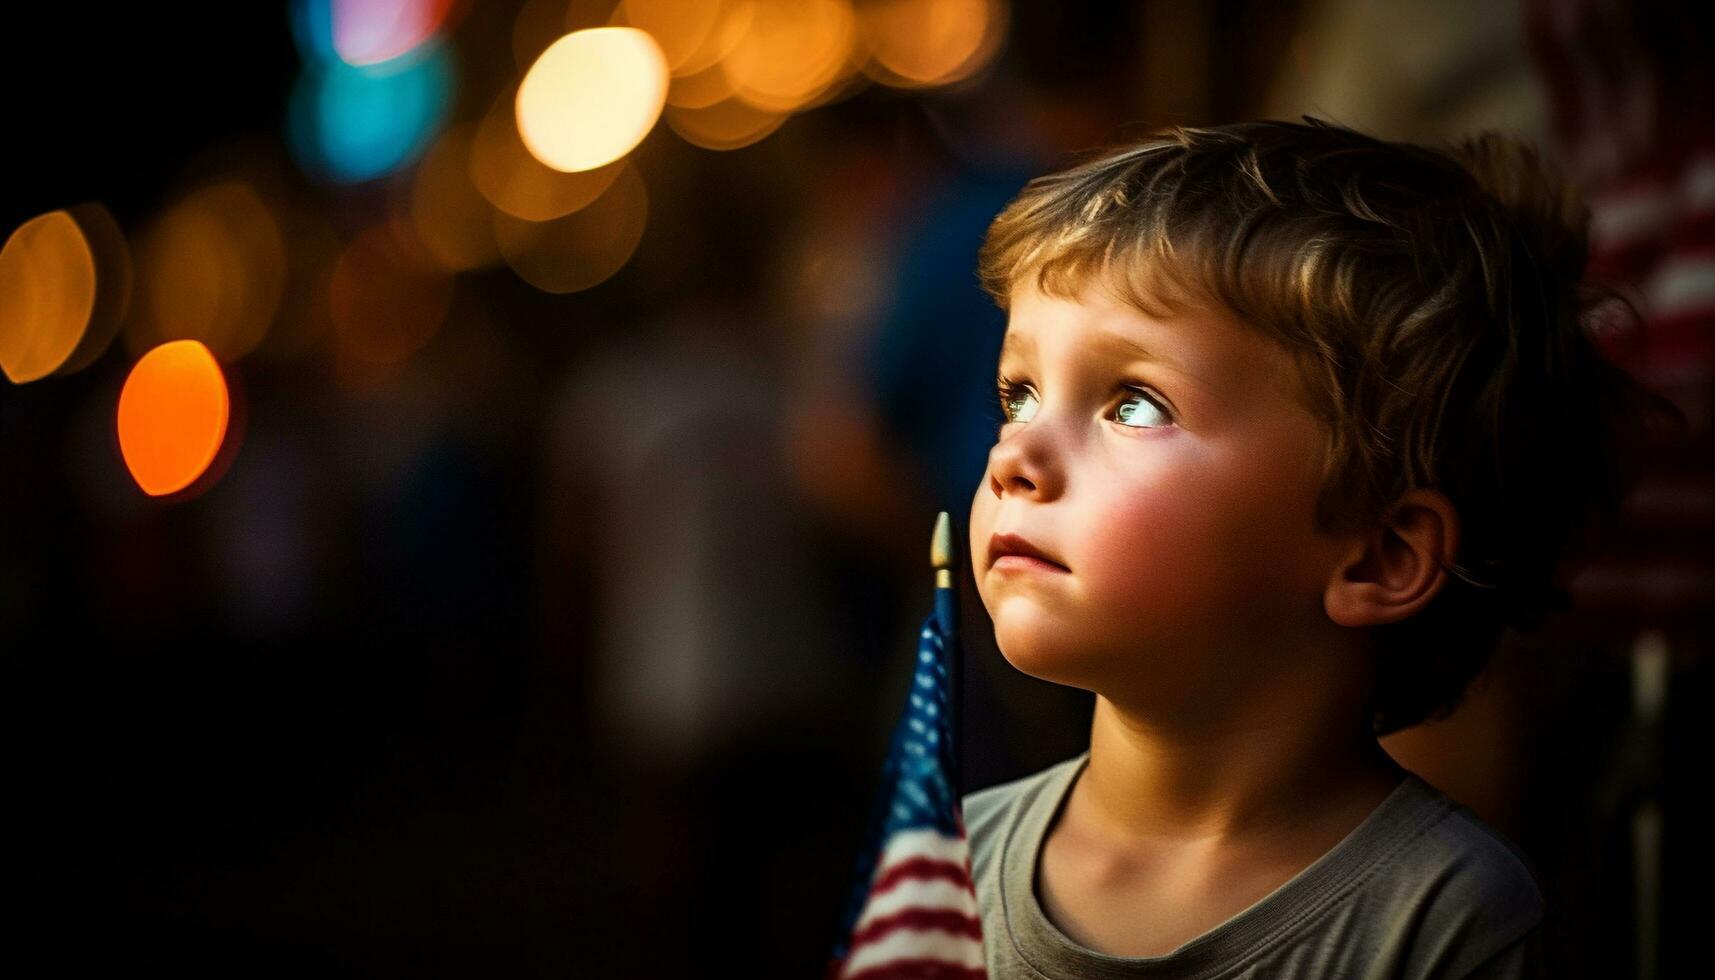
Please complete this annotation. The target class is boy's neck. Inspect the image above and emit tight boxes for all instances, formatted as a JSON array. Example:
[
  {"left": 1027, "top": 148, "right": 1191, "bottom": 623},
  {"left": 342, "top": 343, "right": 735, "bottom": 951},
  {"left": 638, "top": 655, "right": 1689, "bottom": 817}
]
[{"left": 1076, "top": 691, "right": 1405, "bottom": 848}]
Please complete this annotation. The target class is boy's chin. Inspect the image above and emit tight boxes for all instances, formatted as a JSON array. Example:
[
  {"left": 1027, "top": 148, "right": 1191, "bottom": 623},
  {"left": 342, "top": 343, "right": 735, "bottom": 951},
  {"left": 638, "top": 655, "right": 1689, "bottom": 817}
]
[{"left": 992, "top": 627, "right": 1105, "bottom": 690}]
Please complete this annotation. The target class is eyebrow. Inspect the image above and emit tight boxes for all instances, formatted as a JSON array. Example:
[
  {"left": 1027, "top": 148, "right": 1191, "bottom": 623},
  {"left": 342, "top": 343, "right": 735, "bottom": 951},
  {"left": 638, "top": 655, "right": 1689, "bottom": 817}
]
[{"left": 1000, "top": 328, "right": 1179, "bottom": 370}]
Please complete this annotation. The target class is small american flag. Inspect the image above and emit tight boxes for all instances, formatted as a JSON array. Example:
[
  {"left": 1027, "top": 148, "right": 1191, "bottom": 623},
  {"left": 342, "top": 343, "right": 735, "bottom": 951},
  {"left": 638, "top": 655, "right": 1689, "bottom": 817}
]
[{"left": 827, "top": 513, "right": 987, "bottom": 980}]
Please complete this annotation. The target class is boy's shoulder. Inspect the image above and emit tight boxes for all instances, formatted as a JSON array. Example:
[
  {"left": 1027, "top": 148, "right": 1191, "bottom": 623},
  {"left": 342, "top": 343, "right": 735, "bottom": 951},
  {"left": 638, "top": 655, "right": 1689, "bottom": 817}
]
[
  {"left": 959, "top": 757, "right": 1545, "bottom": 978},
  {"left": 960, "top": 752, "right": 1088, "bottom": 871},
  {"left": 1376, "top": 778, "right": 1546, "bottom": 936},
  {"left": 1336, "top": 774, "right": 1545, "bottom": 976}
]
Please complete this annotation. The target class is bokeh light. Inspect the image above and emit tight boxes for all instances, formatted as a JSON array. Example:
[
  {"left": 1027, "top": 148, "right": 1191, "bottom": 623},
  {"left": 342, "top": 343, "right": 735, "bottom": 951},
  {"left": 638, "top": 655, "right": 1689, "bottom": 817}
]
[
  {"left": 54, "top": 203, "right": 134, "bottom": 377},
  {"left": 404, "top": 122, "right": 501, "bottom": 272},
  {"left": 857, "top": 0, "right": 1007, "bottom": 88},
  {"left": 332, "top": 0, "right": 455, "bottom": 66},
  {"left": 127, "top": 180, "right": 287, "bottom": 363},
  {"left": 492, "top": 162, "right": 649, "bottom": 294},
  {"left": 0, "top": 210, "right": 96, "bottom": 383},
  {"left": 286, "top": 39, "right": 454, "bottom": 183},
  {"left": 512, "top": 0, "right": 625, "bottom": 73},
  {"left": 664, "top": 97, "right": 787, "bottom": 150},
  {"left": 516, "top": 27, "right": 670, "bottom": 173},
  {"left": 117, "top": 339, "right": 231, "bottom": 496},
  {"left": 658, "top": 0, "right": 755, "bottom": 77},
  {"left": 291, "top": 0, "right": 341, "bottom": 62},
  {"left": 666, "top": 61, "right": 738, "bottom": 109},
  {"left": 719, "top": 0, "right": 857, "bottom": 113},
  {"left": 471, "top": 86, "right": 628, "bottom": 222},
  {"left": 614, "top": 0, "right": 724, "bottom": 74},
  {"left": 329, "top": 225, "right": 453, "bottom": 368}
]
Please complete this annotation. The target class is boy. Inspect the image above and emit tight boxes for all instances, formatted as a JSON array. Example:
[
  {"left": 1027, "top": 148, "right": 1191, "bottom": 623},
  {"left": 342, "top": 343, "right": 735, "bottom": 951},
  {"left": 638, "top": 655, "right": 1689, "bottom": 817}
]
[{"left": 962, "top": 119, "right": 1669, "bottom": 978}]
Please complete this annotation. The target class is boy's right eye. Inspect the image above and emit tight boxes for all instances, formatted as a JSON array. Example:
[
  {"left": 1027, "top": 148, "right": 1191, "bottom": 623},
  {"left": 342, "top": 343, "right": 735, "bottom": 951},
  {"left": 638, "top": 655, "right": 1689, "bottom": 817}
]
[{"left": 996, "top": 376, "right": 1039, "bottom": 424}]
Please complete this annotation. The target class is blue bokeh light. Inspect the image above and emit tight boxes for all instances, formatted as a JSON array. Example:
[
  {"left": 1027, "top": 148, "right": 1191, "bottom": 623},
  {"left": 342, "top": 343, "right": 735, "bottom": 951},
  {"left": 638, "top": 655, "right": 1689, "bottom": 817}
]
[{"left": 286, "top": 39, "right": 454, "bottom": 184}]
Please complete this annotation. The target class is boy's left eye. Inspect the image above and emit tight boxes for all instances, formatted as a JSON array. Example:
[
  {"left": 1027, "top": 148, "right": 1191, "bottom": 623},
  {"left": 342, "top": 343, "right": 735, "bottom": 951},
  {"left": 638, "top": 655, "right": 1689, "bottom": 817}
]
[{"left": 1114, "top": 387, "right": 1172, "bottom": 428}]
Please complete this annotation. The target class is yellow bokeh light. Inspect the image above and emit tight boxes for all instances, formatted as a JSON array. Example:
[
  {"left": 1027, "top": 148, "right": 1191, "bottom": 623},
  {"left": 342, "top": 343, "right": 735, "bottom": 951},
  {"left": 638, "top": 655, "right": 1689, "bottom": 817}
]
[
  {"left": 405, "top": 122, "right": 501, "bottom": 272},
  {"left": 117, "top": 339, "right": 231, "bottom": 497},
  {"left": 720, "top": 0, "right": 857, "bottom": 113},
  {"left": 127, "top": 180, "right": 287, "bottom": 363},
  {"left": 493, "top": 162, "right": 649, "bottom": 293},
  {"left": 517, "top": 27, "right": 669, "bottom": 173},
  {"left": 858, "top": 0, "right": 1007, "bottom": 88},
  {"left": 0, "top": 210, "right": 96, "bottom": 383},
  {"left": 472, "top": 85, "right": 629, "bottom": 221},
  {"left": 664, "top": 98, "right": 787, "bottom": 151}
]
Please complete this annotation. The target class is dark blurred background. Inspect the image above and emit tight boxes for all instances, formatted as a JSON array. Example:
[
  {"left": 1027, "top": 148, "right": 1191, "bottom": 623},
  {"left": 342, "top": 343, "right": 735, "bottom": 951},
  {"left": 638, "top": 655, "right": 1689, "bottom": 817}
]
[{"left": 2, "top": 1, "right": 1710, "bottom": 977}]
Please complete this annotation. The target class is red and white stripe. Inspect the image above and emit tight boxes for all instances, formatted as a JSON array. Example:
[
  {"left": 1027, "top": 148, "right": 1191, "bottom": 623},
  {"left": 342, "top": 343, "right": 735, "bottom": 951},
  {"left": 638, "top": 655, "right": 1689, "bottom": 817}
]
[
  {"left": 1528, "top": 0, "right": 1715, "bottom": 622},
  {"left": 836, "top": 828, "right": 987, "bottom": 980}
]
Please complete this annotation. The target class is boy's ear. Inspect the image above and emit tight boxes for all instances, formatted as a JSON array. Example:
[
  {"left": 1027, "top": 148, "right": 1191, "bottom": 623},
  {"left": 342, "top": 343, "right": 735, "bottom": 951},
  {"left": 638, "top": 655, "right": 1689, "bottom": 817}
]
[{"left": 1324, "top": 488, "right": 1461, "bottom": 628}]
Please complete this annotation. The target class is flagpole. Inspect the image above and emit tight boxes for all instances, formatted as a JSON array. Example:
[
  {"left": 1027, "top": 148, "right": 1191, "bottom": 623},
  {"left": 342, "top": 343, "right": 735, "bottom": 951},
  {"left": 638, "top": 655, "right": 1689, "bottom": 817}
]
[
  {"left": 931, "top": 510, "right": 962, "bottom": 797},
  {"left": 826, "top": 509, "right": 986, "bottom": 978}
]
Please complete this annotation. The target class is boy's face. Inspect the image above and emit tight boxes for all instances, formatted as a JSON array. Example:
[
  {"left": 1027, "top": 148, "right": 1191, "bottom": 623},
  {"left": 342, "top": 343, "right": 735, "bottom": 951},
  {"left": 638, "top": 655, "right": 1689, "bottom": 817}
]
[{"left": 969, "top": 278, "right": 1355, "bottom": 705}]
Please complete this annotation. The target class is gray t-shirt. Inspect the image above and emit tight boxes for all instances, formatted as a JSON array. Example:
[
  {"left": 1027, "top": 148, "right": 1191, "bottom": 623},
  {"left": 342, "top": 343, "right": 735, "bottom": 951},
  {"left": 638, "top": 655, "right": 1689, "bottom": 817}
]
[{"left": 963, "top": 752, "right": 1545, "bottom": 979}]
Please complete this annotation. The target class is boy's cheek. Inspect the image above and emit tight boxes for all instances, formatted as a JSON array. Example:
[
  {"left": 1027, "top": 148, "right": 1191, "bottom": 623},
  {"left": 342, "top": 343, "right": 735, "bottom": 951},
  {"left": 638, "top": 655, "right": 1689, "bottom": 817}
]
[
  {"left": 968, "top": 478, "right": 1004, "bottom": 583},
  {"left": 1079, "top": 501, "right": 1220, "bottom": 603}
]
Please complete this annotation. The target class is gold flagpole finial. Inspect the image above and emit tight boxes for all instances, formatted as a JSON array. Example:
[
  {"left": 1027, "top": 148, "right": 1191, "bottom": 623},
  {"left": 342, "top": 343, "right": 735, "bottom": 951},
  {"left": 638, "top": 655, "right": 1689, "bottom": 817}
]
[{"left": 931, "top": 511, "right": 954, "bottom": 589}]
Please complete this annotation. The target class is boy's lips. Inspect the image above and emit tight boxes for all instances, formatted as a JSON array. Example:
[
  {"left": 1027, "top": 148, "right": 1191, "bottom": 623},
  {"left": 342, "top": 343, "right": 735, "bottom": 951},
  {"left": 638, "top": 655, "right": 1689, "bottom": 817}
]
[{"left": 987, "top": 532, "right": 1069, "bottom": 572}]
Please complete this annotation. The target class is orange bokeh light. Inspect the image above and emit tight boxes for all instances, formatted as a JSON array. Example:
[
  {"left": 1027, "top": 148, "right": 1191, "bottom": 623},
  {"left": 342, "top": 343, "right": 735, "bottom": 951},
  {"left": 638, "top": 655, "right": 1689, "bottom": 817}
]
[
  {"left": 127, "top": 179, "right": 287, "bottom": 363},
  {"left": 117, "top": 339, "right": 231, "bottom": 497},
  {"left": 615, "top": 0, "right": 724, "bottom": 74},
  {"left": 0, "top": 210, "right": 96, "bottom": 383},
  {"left": 661, "top": 0, "right": 755, "bottom": 78},
  {"left": 858, "top": 0, "right": 1007, "bottom": 88},
  {"left": 471, "top": 85, "right": 628, "bottom": 222},
  {"left": 664, "top": 97, "right": 787, "bottom": 150},
  {"left": 719, "top": 0, "right": 857, "bottom": 113},
  {"left": 512, "top": 0, "right": 623, "bottom": 72},
  {"left": 493, "top": 162, "right": 650, "bottom": 293},
  {"left": 667, "top": 59, "right": 738, "bottom": 109},
  {"left": 55, "top": 203, "right": 134, "bottom": 377},
  {"left": 406, "top": 122, "right": 501, "bottom": 272},
  {"left": 329, "top": 225, "right": 452, "bottom": 367}
]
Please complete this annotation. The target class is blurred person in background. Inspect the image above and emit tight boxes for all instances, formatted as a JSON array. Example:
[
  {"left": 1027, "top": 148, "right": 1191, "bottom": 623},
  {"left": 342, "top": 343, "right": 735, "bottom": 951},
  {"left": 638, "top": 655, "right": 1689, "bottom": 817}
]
[{"left": 535, "top": 142, "right": 874, "bottom": 975}]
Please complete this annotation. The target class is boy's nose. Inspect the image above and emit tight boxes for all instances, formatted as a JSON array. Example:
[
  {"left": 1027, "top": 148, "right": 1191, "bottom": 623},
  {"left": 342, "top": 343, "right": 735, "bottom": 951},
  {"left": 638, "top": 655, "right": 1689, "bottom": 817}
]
[{"left": 986, "top": 426, "right": 1061, "bottom": 500}]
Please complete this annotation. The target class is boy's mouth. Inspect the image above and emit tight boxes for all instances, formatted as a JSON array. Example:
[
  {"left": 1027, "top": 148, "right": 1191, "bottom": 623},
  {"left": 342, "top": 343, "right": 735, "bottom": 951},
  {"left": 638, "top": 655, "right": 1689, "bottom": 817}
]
[{"left": 988, "top": 532, "right": 1069, "bottom": 572}]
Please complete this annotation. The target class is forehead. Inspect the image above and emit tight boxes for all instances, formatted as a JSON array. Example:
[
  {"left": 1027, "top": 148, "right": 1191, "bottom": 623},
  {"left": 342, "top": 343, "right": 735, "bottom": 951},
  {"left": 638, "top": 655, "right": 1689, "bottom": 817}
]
[
  {"left": 1008, "top": 276, "right": 1260, "bottom": 366},
  {"left": 999, "top": 278, "right": 1319, "bottom": 422}
]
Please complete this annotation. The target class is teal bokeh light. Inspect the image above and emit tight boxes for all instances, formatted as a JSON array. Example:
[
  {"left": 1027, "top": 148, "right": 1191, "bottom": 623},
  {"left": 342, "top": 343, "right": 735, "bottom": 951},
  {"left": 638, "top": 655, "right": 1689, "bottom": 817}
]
[
  {"left": 289, "top": 0, "right": 338, "bottom": 65},
  {"left": 286, "top": 40, "right": 454, "bottom": 184}
]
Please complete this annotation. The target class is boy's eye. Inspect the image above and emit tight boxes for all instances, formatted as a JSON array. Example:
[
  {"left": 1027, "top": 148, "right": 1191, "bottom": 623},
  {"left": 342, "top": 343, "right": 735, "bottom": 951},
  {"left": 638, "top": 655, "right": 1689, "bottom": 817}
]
[
  {"left": 994, "top": 378, "right": 1173, "bottom": 429},
  {"left": 998, "top": 378, "right": 1040, "bottom": 423},
  {"left": 1115, "top": 387, "right": 1172, "bottom": 428}
]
